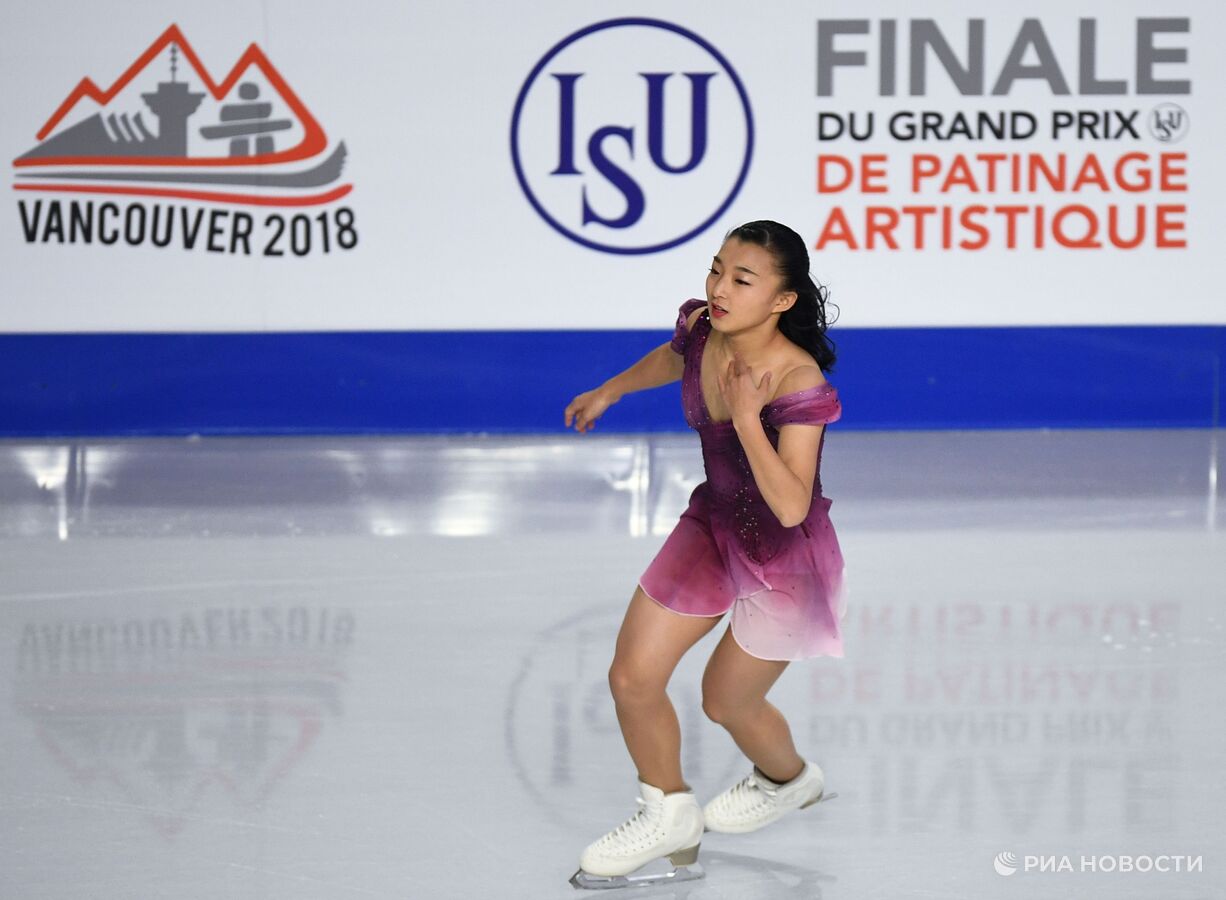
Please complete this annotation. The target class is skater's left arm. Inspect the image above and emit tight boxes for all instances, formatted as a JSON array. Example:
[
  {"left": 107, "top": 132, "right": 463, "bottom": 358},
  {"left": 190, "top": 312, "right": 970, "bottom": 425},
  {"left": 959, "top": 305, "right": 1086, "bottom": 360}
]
[{"left": 720, "top": 362, "right": 823, "bottom": 529}]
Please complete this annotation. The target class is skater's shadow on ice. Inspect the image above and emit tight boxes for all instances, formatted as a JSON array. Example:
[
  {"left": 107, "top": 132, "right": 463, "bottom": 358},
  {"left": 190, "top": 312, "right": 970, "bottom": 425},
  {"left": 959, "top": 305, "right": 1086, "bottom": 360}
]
[
  {"left": 702, "top": 849, "right": 831, "bottom": 896},
  {"left": 629, "top": 849, "right": 831, "bottom": 899}
]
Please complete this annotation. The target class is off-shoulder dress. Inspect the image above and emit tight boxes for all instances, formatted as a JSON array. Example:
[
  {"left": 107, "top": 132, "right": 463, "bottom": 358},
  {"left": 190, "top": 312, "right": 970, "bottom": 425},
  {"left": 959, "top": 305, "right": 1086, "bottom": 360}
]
[{"left": 637, "top": 298, "right": 848, "bottom": 661}]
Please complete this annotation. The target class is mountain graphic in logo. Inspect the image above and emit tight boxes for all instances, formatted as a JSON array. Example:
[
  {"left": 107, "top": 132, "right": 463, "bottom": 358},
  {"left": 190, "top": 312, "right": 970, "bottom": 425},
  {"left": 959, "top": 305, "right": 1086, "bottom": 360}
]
[{"left": 12, "top": 24, "right": 351, "bottom": 207}]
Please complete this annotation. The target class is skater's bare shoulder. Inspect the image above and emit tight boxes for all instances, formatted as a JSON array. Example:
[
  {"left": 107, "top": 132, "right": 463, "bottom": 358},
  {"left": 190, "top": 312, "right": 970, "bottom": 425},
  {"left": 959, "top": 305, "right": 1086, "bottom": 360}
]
[{"left": 775, "top": 363, "right": 828, "bottom": 394}]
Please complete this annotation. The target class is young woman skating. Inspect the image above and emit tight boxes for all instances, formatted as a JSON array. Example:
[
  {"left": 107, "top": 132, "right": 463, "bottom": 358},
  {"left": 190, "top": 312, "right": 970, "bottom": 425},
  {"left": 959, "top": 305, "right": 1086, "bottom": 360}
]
[{"left": 564, "top": 220, "right": 845, "bottom": 889}]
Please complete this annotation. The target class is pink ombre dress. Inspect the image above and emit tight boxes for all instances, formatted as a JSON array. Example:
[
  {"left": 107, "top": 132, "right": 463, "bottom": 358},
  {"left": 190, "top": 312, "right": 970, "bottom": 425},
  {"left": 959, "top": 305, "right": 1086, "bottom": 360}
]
[{"left": 638, "top": 298, "right": 848, "bottom": 661}]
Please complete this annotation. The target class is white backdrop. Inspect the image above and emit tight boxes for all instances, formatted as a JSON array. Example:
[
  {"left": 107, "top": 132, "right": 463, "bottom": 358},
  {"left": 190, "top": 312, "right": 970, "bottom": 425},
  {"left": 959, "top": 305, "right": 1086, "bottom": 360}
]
[{"left": 2, "top": 0, "right": 1222, "bottom": 332}]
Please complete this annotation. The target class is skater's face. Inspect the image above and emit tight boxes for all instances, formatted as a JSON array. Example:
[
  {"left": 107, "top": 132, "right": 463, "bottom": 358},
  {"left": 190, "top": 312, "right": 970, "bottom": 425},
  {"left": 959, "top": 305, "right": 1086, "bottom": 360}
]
[{"left": 705, "top": 238, "right": 797, "bottom": 327}]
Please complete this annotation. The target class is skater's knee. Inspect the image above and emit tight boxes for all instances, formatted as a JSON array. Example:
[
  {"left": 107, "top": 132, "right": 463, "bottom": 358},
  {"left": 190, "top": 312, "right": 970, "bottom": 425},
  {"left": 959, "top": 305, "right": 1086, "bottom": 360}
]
[
  {"left": 608, "top": 660, "right": 665, "bottom": 707},
  {"left": 700, "top": 690, "right": 729, "bottom": 724},
  {"left": 701, "top": 687, "right": 758, "bottom": 725}
]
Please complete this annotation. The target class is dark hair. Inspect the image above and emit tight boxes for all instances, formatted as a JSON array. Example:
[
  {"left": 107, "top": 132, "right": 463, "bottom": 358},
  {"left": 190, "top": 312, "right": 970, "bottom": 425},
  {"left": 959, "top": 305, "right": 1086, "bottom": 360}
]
[{"left": 723, "top": 220, "right": 839, "bottom": 374}]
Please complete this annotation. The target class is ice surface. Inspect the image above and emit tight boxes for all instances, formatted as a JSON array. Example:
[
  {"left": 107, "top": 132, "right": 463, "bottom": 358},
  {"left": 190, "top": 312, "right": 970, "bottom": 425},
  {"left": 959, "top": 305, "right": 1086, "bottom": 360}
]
[{"left": 0, "top": 430, "right": 1222, "bottom": 899}]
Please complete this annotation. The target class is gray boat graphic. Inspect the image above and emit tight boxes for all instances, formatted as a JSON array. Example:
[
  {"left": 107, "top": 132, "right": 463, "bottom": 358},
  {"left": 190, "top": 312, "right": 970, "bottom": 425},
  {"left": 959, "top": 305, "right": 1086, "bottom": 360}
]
[{"left": 16, "top": 143, "right": 347, "bottom": 188}]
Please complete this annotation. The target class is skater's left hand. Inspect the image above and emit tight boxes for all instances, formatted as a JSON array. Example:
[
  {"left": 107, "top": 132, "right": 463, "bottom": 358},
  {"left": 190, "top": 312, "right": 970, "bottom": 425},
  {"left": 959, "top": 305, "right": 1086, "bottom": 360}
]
[{"left": 717, "top": 354, "right": 773, "bottom": 425}]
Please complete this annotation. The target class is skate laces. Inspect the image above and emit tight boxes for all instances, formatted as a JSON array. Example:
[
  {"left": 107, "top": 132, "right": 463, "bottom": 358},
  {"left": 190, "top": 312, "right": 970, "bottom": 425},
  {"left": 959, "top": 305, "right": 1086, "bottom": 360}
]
[
  {"left": 597, "top": 794, "right": 660, "bottom": 847},
  {"left": 721, "top": 773, "right": 777, "bottom": 814}
]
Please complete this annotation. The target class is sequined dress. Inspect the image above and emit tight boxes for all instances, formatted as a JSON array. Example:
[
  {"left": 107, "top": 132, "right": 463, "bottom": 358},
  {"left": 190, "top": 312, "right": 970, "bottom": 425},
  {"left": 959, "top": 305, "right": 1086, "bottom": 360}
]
[{"left": 637, "top": 298, "right": 848, "bottom": 661}]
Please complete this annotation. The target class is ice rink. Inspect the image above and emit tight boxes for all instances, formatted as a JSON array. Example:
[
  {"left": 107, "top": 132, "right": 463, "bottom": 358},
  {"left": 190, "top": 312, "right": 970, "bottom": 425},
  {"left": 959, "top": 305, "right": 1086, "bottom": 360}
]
[{"left": 1, "top": 429, "right": 1223, "bottom": 899}]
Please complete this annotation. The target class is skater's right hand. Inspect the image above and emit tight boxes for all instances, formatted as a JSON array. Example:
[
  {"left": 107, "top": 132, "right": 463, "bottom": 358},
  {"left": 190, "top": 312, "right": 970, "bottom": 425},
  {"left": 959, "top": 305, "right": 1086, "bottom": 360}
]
[{"left": 565, "top": 387, "right": 616, "bottom": 433}]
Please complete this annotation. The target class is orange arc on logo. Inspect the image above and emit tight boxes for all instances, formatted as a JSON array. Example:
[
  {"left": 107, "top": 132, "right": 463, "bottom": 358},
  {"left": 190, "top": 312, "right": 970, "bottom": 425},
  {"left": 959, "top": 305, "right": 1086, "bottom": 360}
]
[{"left": 12, "top": 182, "right": 353, "bottom": 207}]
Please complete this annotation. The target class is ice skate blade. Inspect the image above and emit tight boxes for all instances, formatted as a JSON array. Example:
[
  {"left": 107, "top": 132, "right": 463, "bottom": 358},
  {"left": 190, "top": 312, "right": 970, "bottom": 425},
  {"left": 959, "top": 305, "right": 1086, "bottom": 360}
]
[
  {"left": 569, "top": 863, "right": 704, "bottom": 890},
  {"left": 801, "top": 789, "right": 838, "bottom": 809}
]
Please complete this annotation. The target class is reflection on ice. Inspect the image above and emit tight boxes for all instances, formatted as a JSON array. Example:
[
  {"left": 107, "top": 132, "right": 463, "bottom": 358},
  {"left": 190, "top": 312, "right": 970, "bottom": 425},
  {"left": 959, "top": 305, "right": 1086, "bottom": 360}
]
[
  {"left": 0, "top": 430, "right": 1221, "bottom": 899},
  {"left": 13, "top": 599, "right": 354, "bottom": 839}
]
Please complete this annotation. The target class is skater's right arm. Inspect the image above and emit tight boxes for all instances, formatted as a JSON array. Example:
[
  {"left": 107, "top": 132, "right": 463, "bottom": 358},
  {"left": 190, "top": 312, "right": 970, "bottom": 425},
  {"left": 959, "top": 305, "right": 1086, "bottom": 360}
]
[{"left": 564, "top": 305, "right": 704, "bottom": 433}]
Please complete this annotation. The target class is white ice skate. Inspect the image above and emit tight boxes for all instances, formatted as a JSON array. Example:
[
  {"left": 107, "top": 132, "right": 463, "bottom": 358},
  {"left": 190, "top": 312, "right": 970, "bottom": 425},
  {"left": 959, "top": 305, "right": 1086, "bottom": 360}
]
[
  {"left": 703, "top": 759, "right": 836, "bottom": 834},
  {"left": 570, "top": 780, "right": 705, "bottom": 890}
]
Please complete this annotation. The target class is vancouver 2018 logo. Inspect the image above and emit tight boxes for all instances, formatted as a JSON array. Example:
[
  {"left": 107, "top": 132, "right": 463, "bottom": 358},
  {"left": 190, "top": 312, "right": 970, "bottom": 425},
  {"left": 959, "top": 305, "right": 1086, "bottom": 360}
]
[
  {"left": 12, "top": 24, "right": 356, "bottom": 257},
  {"left": 510, "top": 17, "right": 754, "bottom": 255}
]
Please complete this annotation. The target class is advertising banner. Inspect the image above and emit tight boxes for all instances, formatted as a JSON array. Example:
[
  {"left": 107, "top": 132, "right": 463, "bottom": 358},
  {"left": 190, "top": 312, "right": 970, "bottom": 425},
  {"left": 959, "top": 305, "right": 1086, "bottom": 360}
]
[{"left": 3, "top": 1, "right": 1220, "bottom": 332}]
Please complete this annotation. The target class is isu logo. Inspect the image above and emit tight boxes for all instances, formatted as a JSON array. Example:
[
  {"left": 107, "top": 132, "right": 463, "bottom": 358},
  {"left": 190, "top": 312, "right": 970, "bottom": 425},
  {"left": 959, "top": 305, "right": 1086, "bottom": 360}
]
[
  {"left": 12, "top": 24, "right": 357, "bottom": 256},
  {"left": 510, "top": 17, "right": 754, "bottom": 255}
]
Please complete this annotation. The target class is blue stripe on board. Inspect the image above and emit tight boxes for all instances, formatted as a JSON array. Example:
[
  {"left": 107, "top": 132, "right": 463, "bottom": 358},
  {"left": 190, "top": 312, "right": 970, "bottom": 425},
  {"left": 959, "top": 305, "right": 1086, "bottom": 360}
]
[{"left": 0, "top": 326, "right": 1221, "bottom": 436}]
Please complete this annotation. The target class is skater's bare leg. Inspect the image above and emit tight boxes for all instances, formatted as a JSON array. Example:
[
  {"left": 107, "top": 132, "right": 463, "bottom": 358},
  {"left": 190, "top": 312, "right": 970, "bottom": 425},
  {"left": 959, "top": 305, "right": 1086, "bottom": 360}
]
[
  {"left": 608, "top": 586, "right": 724, "bottom": 794},
  {"left": 701, "top": 625, "right": 804, "bottom": 784}
]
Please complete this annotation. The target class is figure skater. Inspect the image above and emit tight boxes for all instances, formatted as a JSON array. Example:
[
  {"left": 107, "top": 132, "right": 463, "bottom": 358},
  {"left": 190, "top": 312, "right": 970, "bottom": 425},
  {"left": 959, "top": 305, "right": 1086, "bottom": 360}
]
[{"left": 563, "top": 220, "right": 846, "bottom": 889}]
